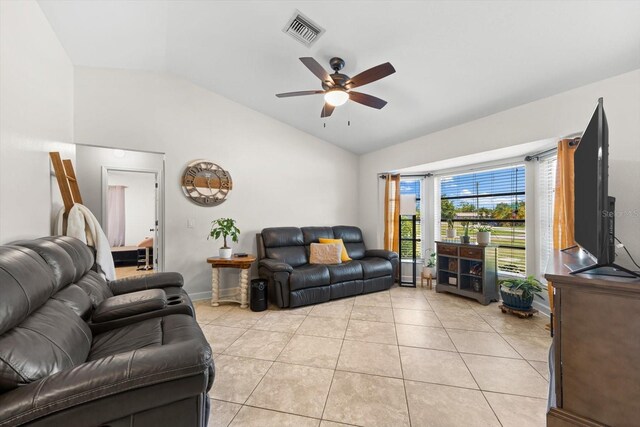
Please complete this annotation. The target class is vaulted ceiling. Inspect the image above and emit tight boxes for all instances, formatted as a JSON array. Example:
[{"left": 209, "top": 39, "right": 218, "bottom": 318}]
[{"left": 38, "top": 1, "right": 640, "bottom": 154}]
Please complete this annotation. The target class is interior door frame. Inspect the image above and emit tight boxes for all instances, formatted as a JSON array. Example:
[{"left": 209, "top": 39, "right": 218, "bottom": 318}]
[{"left": 101, "top": 166, "right": 165, "bottom": 272}]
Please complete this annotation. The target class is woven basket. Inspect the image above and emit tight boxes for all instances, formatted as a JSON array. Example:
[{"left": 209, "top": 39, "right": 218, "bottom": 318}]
[{"left": 500, "top": 288, "right": 533, "bottom": 310}]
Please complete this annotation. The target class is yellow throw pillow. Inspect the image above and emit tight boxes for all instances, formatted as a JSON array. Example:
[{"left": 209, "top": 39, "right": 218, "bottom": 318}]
[{"left": 319, "top": 238, "right": 352, "bottom": 262}]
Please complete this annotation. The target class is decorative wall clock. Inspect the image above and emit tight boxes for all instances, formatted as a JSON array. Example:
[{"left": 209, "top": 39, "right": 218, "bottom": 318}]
[{"left": 181, "top": 160, "right": 232, "bottom": 206}]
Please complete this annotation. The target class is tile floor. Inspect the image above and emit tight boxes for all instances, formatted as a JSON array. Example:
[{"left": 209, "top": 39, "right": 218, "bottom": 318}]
[{"left": 196, "top": 285, "right": 551, "bottom": 427}]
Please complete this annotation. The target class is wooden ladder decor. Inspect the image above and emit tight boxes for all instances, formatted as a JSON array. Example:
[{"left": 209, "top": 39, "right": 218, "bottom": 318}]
[{"left": 50, "top": 152, "right": 83, "bottom": 214}]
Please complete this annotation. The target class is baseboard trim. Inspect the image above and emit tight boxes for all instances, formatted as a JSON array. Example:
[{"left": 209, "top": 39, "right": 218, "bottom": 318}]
[{"left": 189, "top": 291, "right": 212, "bottom": 301}]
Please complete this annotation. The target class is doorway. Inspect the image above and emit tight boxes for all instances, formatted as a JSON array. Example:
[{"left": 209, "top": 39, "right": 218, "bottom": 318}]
[{"left": 103, "top": 168, "right": 159, "bottom": 277}]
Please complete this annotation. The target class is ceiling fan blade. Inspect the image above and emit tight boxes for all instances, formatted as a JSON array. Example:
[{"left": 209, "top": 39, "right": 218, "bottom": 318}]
[
  {"left": 348, "top": 91, "right": 388, "bottom": 109},
  {"left": 321, "top": 103, "right": 335, "bottom": 118},
  {"left": 276, "top": 90, "right": 325, "bottom": 98},
  {"left": 300, "top": 57, "right": 334, "bottom": 86},
  {"left": 345, "top": 62, "right": 396, "bottom": 89}
]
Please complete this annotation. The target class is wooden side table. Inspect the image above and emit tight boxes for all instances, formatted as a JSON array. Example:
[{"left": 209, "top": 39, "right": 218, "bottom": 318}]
[
  {"left": 420, "top": 271, "right": 433, "bottom": 289},
  {"left": 207, "top": 255, "right": 256, "bottom": 308}
]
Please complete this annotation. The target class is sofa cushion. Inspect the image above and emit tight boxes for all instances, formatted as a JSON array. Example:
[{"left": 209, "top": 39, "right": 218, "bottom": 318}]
[
  {"left": 359, "top": 257, "right": 393, "bottom": 279},
  {"left": 0, "top": 246, "right": 55, "bottom": 335},
  {"left": 43, "top": 236, "right": 95, "bottom": 283},
  {"left": 332, "top": 226, "right": 366, "bottom": 260},
  {"left": 76, "top": 270, "right": 114, "bottom": 308},
  {"left": 12, "top": 239, "right": 76, "bottom": 293},
  {"left": 326, "top": 261, "right": 363, "bottom": 284},
  {"left": 309, "top": 243, "right": 342, "bottom": 265},
  {"left": 289, "top": 264, "right": 330, "bottom": 291},
  {"left": 0, "top": 300, "right": 92, "bottom": 393},
  {"left": 262, "top": 227, "right": 308, "bottom": 267},
  {"left": 319, "top": 238, "right": 352, "bottom": 262},
  {"left": 301, "top": 226, "right": 334, "bottom": 245}
]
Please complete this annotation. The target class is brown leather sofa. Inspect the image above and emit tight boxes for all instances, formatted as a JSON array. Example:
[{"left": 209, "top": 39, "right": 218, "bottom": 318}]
[
  {"left": 0, "top": 237, "right": 214, "bottom": 426},
  {"left": 257, "top": 226, "right": 399, "bottom": 308}
]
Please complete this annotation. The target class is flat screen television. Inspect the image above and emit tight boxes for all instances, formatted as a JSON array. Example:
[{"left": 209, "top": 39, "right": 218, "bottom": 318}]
[{"left": 572, "top": 98, "right": 638, "bottom": 277}]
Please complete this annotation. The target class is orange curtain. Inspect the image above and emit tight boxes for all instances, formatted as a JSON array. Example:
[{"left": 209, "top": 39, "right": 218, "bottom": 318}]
[
  {"left": 384, "top": 174, "right": 400, "bottom": 253},
  {"left": 548, "top": 138, "right": 578, "bottom": 313}
]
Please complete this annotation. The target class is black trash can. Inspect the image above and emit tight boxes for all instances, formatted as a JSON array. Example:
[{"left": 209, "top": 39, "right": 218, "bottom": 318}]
[{"left": 250, "top": 279, "right": 268, "bottom": 312}]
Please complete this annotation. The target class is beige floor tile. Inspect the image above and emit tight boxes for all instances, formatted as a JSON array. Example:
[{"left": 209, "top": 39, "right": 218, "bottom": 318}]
[
  {"left": 200, "top": 324, "right": 247, "bottom": 353},
  {"left": 196, "top": 304, "right": 233, "bottom": 323},
  {"left": 354, "top": 291, "right": 391, "bottom": 307},
  {"left": 277, "top": 334, "right": 343, "bottom": 369},
  {"left": 252, "top": 311, "right": 306, "bottom": 333},
  {"left": 528, "top": 360, "right": 550, "bottom": 381},
  {"left": 337, "top": 340, "right": 402, "bottom": 378},
  {"left": 323, "top": 371, "right": 409, "bottom": 427},
  {"left": 230, "top": 406, "right": 320, "bottom": 427},
  {"left": 393, "top": 308, "right": 442, "bottom": 327},
  {"left": 391, "top": 296, "right": 432, "bottom": 310},
  {"left": 208, "top": 399, "right": 241, "bottom": 427},
  {"left": 484, "top": 392, "right": 547, "bottom": 427},
  {"left": 224, "top": 329, "right": 292, "bottom": 361},
  {"left": 428, "top": 298, "right": 477, "bottom": 312},
  {"left": 350, "top": 305, "right": 394, "bottom": 323},
  {"left": 269, "top": 304, "right": 314, "bottom": 315},
  {"left": 447, "top": 329, "right": 522, "bottom": 358},
  {"left": 470, "top": 301, "right": 504, "bottom": 316},
  {"left": 462, "top": 354, "right": 549, "bottom": 398},
  {"left": 296, "top": 316, "right": 349, "bottom": 339},
  {"left": 435, "top": 310, "right": 494, "bottom": 332},
  {"left": 309, "top": 301, "right": 353, "bottom": 319},
  {"left": 396, "top": 324, "right": 456, "bottom": 351},
  {"left": 405, "top": 381, "right": 500, "bottom": 427},
  {"left": 247, "top": 362, "right": 333, "bottom": 418},
  {"left": 210, "top": 307, "right": 267, "bottom": 328},
  {"left": 319, "top": 421, "right": 353, "bottom": 427},
  {"left": 344, "top": 319, "right": 397, "bottom": 345},
  {"left": 501, "top": 334, "right": 551, "bottom": 361},
  {"left": 390, "top": 286, "right": 427, "bottom": 299},
  {"left": 399, "top": 346, "right": 478, "bottom": 389},
  {"left": 210, "top": 355, "right": 272, "bottom": 404},
  {"left": 482, "top": 313, "right": 550, "bottom": 336}
]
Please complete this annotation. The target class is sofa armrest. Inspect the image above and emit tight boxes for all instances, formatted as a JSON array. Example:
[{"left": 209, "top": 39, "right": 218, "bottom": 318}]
[
  {"left": 109, "top": 272, "right": 184, "bottom": 295},
  {"left": 258, "top": 259, "right": 293, "bottom": 273},
  {"left": 364, "top": 249, "right": 399, "bottom": 261},
  {"left": 92, "top": 289, "right": 167, "bottom": 323},
  {"left": 0, "top": 333, "right": 212, "bottom": 426}
]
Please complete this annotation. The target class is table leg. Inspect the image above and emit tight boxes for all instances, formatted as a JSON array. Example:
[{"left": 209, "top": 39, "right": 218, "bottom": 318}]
[
  {"left": 211, "top": 267, "right": 220, "bottom": 307},
  {"left": 239, "top": 268, "right": 249, "bottom": 308}
]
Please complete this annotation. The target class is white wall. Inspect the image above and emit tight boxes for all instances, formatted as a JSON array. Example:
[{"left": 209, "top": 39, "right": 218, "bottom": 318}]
[
  {"left": 0, "top": 0, "right": 74, "bottom": 243},
  {"left": 359, "top": 70, "right": 640, "bottom": 271},
  {"left": 108, "top": 171, "right": 156, "bottom": 246},
  {"left": 74, "top": 68, "right": 360, "bottom": 298}
]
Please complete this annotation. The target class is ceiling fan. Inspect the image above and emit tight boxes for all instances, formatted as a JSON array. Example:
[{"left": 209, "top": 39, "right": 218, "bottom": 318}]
[{"left": 276, "top": 57, "right": 396, "bottom": 118}]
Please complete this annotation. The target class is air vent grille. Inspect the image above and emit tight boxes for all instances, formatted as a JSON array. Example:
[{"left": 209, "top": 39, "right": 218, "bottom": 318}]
[{"left": 283, "top": 11, "right": 324, "bottom": 47}]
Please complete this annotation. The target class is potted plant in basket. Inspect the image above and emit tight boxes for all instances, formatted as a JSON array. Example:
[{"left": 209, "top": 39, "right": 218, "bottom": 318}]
[
  {"left": 475, "top": 224, "right": 492, "bottom": 246},
  {"left": 460, "top": 222, "right": 470, "bottom": 244},
  {"left": 499, "top": 276, "right": 544, "bottom": 310},
  {"left": 424, "top": 249, "right": 437, "bottom": 278},
  {"left": 208, "top": 218, "right": 240, "bottom": 259}
]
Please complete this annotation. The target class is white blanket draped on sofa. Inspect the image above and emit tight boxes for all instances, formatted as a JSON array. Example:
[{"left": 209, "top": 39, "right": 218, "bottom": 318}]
[{"left": 55, "top": 203, "right": 116, "bottom": 280}]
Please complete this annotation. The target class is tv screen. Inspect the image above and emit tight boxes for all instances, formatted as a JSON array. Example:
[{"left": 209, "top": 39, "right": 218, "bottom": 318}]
[{"left": 574, "top": 98, "right": 610, "bottom": 264}]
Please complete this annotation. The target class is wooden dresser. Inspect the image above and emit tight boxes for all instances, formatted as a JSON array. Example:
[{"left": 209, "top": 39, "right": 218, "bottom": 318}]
[
  {"left": 546, "top": 250, "right": 640, "bottom": 427},
  {"left": 435, "top": 241, "right": 498, "bottom": 305}
]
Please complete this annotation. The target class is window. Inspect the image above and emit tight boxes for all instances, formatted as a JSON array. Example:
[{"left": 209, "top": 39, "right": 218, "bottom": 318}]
[
  {"left": 537, "top": 155, "right": 557, "bottom": 281},
  {"left": 440, "top": 165, "right": 526, "bottom": 275},
  {"left": 400, "top": 179, "right": 422, "bottom": 260}
]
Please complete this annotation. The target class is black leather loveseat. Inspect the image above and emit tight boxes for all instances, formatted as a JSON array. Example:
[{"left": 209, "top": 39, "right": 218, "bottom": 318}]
[
  {"left": 0, "top": 237, "right": 213, "bottom": 426},
  {"left": 257, "top": 226, "right": 398, "bottom": 308}
]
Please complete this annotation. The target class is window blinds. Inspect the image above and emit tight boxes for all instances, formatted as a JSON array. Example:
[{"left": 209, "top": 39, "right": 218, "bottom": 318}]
[{"left": 537, "top": 155, "right": 557, "bottom": 282}]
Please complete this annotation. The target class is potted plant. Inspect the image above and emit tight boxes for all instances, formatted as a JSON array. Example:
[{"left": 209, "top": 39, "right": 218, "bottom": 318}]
[
  {"left": 444, "top": 214, "right": 456, "bottom": 238},
  {"left": 499, "top": 276, "right": 545, "bottom": 310},
  {"left": 475, "top": 224, "right": 492, "bottom": 246},
  {"left": 208, "top": 218, "right": 240, "bottom": 259},
  {"left": 424, "top": 249, "right": 437, "bottom": 278},
  {"left": 460, "top": 222, "right": 470, "bottom": 244}
]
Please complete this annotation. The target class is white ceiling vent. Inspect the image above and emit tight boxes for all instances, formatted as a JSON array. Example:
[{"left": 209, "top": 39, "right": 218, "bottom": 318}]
[{"left": 283, "top": 11, "right": 324, "bottom": 47}]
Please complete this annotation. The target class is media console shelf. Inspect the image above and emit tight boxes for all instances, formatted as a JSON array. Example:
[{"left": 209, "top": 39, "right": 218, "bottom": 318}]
[{"left": 435, "top": 241, "right": 498, "bottom": 305}]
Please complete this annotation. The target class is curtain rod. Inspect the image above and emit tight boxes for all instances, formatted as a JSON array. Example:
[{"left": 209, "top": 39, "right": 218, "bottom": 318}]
[
  {"left": 379, "top": 173, "right": 432, "bottom": 179},
  {"left": 524, "top": 137, "right": 580, "bottom": 161}
]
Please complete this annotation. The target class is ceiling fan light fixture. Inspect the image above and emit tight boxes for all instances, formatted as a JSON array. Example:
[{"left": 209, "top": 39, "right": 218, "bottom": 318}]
[{"left": 324, "top": 89, "right": 349, "bottom": 107}]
